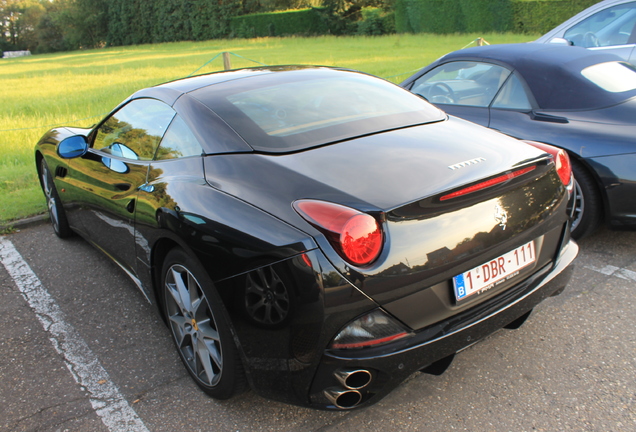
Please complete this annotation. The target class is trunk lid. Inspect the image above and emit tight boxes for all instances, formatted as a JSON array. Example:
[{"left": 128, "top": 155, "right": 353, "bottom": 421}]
[{"left": 205, "top": 117, "right": 545, "bottom": 214}]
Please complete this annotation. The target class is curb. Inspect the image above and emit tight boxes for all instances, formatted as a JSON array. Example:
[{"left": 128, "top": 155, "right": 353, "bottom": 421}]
[{"left": 1, "top": 214, "right": 49, "bottom": 232}]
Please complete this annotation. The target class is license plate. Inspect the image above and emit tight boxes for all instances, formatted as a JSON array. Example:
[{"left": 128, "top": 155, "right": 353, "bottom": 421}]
[{"left": 453, "top": 241, "right": 536, "bottom": 302}]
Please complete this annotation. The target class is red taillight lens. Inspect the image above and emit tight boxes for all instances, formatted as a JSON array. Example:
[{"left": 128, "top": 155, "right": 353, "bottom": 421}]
[
  {"left": 293, "top": 200, "right": 383, "bottom": 266},
  {"left": 523, "top": 140, "right": 572, "bottom": 186}
]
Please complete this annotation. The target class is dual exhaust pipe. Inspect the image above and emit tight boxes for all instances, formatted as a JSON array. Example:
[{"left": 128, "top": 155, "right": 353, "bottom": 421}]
[{"left": 324, "top": 369, "right": 372, "bottom": 409}]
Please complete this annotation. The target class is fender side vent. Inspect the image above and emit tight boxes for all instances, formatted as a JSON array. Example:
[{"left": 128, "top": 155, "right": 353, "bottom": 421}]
[{"left": 55, "top": 166, "right": 68, "bottom": 178}]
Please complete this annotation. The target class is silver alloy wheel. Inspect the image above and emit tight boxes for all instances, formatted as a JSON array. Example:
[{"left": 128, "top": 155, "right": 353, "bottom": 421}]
[
  {"left": 40, "top": 159, "right": 60, "bottom": 232},
  {"left": 164, "top": 264, "right": 222, "bottom": 387},
  {"left": 571, "top": 178, "right": 584, "bottom": 232},
  {"left": 245, "top": 267, "right": 290, "bottom": 326}
]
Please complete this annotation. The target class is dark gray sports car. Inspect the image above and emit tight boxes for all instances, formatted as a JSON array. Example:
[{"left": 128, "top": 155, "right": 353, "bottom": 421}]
[
  {"left": 36, "top": 66, "right": 577, "bottom": 409},
  {"left": 400, "top": 43, "right": 636, "bottom": 239}
]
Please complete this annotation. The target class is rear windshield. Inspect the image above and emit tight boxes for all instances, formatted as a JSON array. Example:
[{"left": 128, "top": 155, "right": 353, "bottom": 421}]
[
  {"left": 581, "top": 61, "right": 636, "bottom": 93},
  {"left": 191, "top": 69, "right": 444, "bottom": 152}
]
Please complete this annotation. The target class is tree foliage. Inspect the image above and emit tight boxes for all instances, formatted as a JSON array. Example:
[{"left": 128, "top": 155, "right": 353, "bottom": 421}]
[
  {"left": 1, "top": 0, "right": 45, "bottom": 51},
  {"left": 1, "top": 0, "right": 108, "bottom": 52}
]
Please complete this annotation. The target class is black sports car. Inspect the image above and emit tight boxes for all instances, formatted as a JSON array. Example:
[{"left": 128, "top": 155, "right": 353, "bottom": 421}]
[
  {"left": 400, "top": 43, "right": 636, "bottom": 239},
  {"left": 35, "top": 66, "right": 577, "bottom": 410}
]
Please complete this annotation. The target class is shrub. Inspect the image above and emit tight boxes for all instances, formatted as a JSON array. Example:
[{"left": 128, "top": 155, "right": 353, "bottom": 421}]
[{"left": 357, "top": 7, "right": 395, "bottom": 35}]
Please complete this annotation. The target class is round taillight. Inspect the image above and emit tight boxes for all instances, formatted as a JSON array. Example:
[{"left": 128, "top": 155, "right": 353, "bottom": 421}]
[
  {"left": 339, "top": 214, "right": 383, "bottom": 266},
  {"left": 523, "top": 140, "right": 572, "bottom": 186},
  {"left": 294, "top": 200, "right": 383, "bottom": 266}
]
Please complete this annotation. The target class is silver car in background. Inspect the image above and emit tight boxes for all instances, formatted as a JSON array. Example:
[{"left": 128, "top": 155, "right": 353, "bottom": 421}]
[{"left": 536, "top": 0, "right": 636, "bottom": 64}]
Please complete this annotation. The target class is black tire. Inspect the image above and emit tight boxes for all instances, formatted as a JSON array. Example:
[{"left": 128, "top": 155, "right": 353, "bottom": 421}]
[
  {"left": 161, "top": 248, "right": 246, "bottom": 399},
  {"left": 570, "top": 159, "right": 602, "bottom": 240},
  {"left": 39, "top": 158, "right": 73, "bottom": 238}
]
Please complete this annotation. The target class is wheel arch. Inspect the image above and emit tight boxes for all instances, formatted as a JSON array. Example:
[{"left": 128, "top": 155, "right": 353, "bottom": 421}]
[
  {"left": 563, "top": 150, "right": 609, "bottom": 224},
  {"left": 35, "top": 151, "right": 45, "bottom": 187},
  {"left": 150, "top": 237, "right": 182, "bottom": 321}
]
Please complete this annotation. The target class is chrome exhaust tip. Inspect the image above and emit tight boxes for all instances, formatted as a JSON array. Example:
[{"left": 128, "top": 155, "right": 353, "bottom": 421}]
[
  {"left": 324, "top": 388, "right": 363, "bottom": 409},
  {"left": 333, "top": 369, "right": 372, "bottom": 390}
]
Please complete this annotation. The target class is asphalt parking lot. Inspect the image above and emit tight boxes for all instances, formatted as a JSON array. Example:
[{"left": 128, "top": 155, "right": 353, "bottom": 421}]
[{"left": 1, "top": 223, "right": 635, "bottom": 432}]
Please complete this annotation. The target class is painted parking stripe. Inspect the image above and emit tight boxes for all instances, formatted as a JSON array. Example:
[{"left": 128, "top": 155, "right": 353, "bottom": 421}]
[
  {"left": 584, "top": 264, "right": 636, "bottom": 282},
  {"left": 0, "top": 238, "right": 150, "bottom": 432}
]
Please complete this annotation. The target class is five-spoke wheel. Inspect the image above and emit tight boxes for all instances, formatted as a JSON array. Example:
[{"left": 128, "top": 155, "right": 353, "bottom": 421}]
[{"left": 161, "top": 248, "right": 245, "bottom": 399}]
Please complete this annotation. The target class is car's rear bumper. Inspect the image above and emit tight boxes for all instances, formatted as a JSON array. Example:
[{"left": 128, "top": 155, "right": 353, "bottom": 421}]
[{"left": 308, "top": 239, "right": 578, "bottom": 410}]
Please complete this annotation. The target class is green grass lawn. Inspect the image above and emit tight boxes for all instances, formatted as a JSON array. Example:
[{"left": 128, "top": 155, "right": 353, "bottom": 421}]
[{"left": 0, "top": 32, "right": 536, "bottom": 225}]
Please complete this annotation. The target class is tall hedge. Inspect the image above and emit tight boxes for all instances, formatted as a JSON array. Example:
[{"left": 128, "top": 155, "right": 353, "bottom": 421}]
[
  {"left": 395, "top": 0, "right": 598, "bottom": 34},
  {"left": 106, "top": 0, "right": 240, "bottom": 46},
  {"left": 230, "top": 8, "right": 329, "bottom": 38},
  {"left": 395, "top": 0, "right": 463, "bottom": 33},
  {"left": 511, "top": 0, "right": 597, "bottom": 34},
  {"left": 461, "top": 0, "right": 514, "bottom": 33},
  {"left": 104, "top": 0, "right": 602, "bottom": 46}
]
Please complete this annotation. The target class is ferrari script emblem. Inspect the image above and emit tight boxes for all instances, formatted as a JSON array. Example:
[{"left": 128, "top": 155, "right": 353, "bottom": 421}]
[
  {"left": 494, "top": 204, "right": 508, "bottom": 230},
  {"left": 448, "top": 157, "right": 486, "bottom": 171}
]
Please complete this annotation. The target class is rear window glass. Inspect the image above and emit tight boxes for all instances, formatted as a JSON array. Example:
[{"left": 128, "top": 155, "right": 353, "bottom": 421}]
[
  {"left": 581, "top": 61, "right": 636, "bottom": 92},
  {"left": 191, "top": 69, "right": 444, "bottom": 153}
]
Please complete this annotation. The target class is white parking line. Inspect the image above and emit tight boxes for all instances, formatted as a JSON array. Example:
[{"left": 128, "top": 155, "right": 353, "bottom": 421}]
[
  {"left": 0, "top": 238, "right": 150, "bottom": 432},
  {"left": 584, "top": 264, "right": 636, "bottom": 282}
]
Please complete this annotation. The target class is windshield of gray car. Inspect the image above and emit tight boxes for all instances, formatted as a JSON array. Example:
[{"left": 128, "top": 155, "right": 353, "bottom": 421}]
[{"left": 190, "top": 69, "right": 445, "bottom": 153}]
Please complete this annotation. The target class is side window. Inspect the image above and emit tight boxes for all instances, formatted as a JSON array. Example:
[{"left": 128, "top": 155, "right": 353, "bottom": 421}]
[
  {"left": 155, "top": 115, "right": 203, "bottom": 160},
  {"left": 491, "top": 74, "right": 532, "bottom": 110},
  {"left": 93, "top": 99, "right": 176, "bottom": 160},
  {"left": 411, "top": 61, "right": 511, "bottom": 107},
  {"left": 564, "top": 2, "right": 636, "bottom": 47}
]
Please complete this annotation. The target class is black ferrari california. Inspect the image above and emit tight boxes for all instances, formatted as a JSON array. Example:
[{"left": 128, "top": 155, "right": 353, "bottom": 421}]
[
  {"left": 400, "top": 43, "right": 636, "bottom": 239},
  {"left": 36, "top": 66, "right": 577, "bottom": 410}
]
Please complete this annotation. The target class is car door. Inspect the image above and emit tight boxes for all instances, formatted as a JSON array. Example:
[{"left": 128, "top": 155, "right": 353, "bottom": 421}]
[
  {"left": 133, "top": 113, "right": 205, "bottom": 270},
  {"left": 407, "top": 61, "right": 511, "bottom": 127},
  {"left": 66, "top": 98, "right": 176, "bottom": 276}
]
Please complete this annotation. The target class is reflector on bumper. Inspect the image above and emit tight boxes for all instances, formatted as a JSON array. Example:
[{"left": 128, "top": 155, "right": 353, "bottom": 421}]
[{"left": 330, "top": 309, "right": 412, "bottom": 349}]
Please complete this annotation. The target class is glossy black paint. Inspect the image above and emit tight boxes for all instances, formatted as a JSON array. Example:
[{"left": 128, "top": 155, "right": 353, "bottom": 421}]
[
  {"left": 400, "top": 44, "right": 636, "bottom": 233},
  {"left": 35, "top": 66, "right": 576, "bottom": 409}
]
